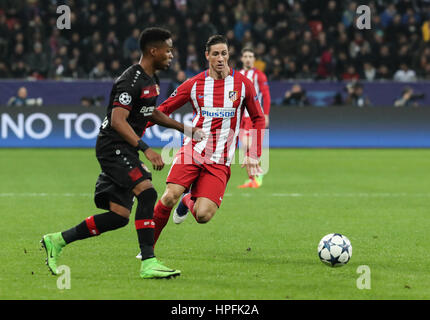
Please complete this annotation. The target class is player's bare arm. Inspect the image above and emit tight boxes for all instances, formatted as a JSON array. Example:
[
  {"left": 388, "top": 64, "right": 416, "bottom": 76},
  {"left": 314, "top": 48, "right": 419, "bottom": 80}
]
[
  {"left": 111, "top": 107, "right": 164, "bottom": 170},
  {"left": 149, "top": 109, "right": 206, "bottom": 141}
]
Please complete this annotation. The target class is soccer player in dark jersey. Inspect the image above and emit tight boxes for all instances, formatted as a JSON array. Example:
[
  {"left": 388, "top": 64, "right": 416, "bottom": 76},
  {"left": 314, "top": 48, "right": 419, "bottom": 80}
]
[{"left": 40, "top": 27, "right": 204, "bottom": 279}]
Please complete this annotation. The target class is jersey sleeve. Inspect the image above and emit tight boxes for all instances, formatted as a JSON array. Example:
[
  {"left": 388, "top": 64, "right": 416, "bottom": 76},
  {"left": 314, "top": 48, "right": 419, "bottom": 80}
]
[
  {"left": 243, "top": 78, "right": 266, "bottom": 159},
  {"left": 145, "top": 78, "right": 195, "bottom": 129},
  {"left": 257, "top": 71, "right": 271, "bottom": 115},
  {"left": 112, "top": 77, "right": 140, "bottom": 112}
]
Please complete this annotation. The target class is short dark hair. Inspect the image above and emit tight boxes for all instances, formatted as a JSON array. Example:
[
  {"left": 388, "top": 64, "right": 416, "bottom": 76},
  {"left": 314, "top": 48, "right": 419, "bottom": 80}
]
[
  {"left": 241, "top": 47, "right": 255, "bottom": 55},
  {"left": 205, "top": 35, "right": 228, "bottom": 52},
  {"left": 139, "top": 27, "right": 172, "bottom": 53}
]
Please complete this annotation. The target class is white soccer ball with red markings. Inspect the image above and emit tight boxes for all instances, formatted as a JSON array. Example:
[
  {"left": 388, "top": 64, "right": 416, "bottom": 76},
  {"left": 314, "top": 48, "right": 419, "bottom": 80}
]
[{"left": 318, "top": 233, "right": 352, "bottom": 267}]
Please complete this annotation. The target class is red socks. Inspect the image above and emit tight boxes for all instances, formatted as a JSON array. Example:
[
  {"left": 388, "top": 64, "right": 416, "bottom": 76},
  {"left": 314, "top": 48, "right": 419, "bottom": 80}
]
[
  {"left": 182, "top": 193, "right": 197, "bottom": 220},
  {"left": 153, "top": 194, "right": 198, "bottom": 246},
  {"left": 153, "top": 200, "right": 172, "bottom": 245}
]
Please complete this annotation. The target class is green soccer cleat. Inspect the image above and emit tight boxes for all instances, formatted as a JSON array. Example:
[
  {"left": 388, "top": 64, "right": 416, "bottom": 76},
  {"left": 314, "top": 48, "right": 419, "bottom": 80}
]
[
  {"left": 254, "top": 174, "right": 264, "bottom": 187},
  {"left": 140, "top": 257, "right": 181, "bottom": 279},
  {"left": 40, "top": 232, "right": 66, "bottom": 275}
]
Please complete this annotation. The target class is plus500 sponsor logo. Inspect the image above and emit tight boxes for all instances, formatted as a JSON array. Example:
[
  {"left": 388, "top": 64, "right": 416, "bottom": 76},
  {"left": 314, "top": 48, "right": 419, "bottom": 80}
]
[{"left": 201, "top": 107, "right": 236, "bottom": 118}]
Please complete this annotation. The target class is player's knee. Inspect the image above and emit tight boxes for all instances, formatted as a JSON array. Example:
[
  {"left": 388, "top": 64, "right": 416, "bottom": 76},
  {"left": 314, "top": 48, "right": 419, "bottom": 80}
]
[
  {"left": 135, "top": 188, "right": 158, "bottom": 220},
  {"left": 196, "top": 215, "right": 210, "bottom": 224},
  {"left": 136, "top": 187, "right": 157, "bottom": 205},
  {"left": 195, "top": 207, "right": 216, "bottom": 224},
  {"left": 161, "top": 190, "right": 181, "bottom": 207}
]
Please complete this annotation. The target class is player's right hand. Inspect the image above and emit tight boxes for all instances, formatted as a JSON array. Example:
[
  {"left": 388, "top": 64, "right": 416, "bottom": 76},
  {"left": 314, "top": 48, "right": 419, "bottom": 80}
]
[
  {"left": 143, "top": 148, "right": 164, "bottom": 171},
  {"left": 241, "top": 156, "right": 263, "bottom": 177}
]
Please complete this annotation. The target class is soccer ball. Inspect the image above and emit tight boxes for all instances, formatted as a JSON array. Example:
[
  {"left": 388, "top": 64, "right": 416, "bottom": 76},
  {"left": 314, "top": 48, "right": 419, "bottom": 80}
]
[{"left": 318, "top": 233, "right": 352, "bottom": 267}]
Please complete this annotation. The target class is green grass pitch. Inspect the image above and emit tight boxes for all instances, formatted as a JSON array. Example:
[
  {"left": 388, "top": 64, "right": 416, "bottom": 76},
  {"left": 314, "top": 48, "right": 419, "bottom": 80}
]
[{"left": 0, "top": 148, "right": 429, "bottom": 300}]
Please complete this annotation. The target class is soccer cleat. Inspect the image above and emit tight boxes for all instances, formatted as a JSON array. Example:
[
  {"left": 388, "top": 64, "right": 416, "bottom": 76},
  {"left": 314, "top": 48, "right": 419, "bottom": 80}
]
[
  {"left": 40, "top": 232, "right": 66, "bottom": 275},
  {"left": 238, "top": 178, "right": 253, "bottom": 188},
  {"left": 136, "top": 252, "right": 142, "bottom": 260},
  {"left": 172, "top": 194, "right": 189, "bottom": 224},
  {"left": 238, "top": 178, "right": 260, "bottom": 188},
  {"left": 140, "top": 257, "right": 181, "bottom": 279},
  {"left": 250, "top": 179, "right": 260, "bottom": 188}
]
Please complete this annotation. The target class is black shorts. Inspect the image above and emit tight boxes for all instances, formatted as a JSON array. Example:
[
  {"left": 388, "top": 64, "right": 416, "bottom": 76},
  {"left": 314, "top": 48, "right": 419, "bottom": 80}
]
[{"left": 94, "top": 138, "right": 152, "bottom": 211}]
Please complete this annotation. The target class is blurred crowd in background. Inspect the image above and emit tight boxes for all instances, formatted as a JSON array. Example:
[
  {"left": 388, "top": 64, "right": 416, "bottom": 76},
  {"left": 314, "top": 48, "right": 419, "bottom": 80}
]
[{"left": 2, "top": 0, "right": 430, "bottom": 83}]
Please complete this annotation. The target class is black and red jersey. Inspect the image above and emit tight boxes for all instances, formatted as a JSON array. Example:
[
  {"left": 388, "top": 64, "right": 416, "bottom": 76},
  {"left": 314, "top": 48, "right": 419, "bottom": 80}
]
[{"left": 98, "top": 64, "right": 160, "bottom": 144}]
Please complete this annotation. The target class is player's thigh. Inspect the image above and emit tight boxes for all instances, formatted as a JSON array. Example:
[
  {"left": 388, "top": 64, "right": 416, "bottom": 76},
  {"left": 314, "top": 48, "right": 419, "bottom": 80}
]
[
  {"left": 94, "top": 172, "right": 135, "bottom": 215},
  {"left": 164, "top": 156, "right": 202, "bottom": 206},
  {"left": 191, "top": 164, "right": 231, "bottom": 208},
  {"left": 109, "top": 201, "right": 131, "bottom": 219},
  {"left": 132, "top": 179, "right": 154, "bottom": 196},
  {"left": 96, "top": 142, "right": 152, "bottom": 191}
]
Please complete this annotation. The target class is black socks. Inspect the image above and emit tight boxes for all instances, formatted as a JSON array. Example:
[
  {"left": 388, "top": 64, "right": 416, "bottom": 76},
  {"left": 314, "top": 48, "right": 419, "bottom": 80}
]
[
  {"left": 60, "top": 188, "right": 158, "bottom": 262},
  {"left": 134, "top": 188, "right": 158, "bottom": 260},
  {"left": 61, "top": 211, "right": 129, "bottom": 244}
]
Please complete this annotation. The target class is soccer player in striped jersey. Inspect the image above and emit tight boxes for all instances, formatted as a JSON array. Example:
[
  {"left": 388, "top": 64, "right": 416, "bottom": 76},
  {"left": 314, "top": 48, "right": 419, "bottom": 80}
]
[
  {"left": 238, "top": 47, "right": 271, "bottom": 189},
  {"left": 136, "top": 35, "right": 265, "bottom": 258}
]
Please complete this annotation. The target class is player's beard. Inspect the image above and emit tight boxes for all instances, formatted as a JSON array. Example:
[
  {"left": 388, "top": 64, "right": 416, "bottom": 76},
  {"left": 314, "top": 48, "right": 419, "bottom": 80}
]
[
  {"left": 154, "top": 55, "right": 171, "bottom": 70},
  {"left": 159, "top": 59, "right": 171, "bottom": 70}
]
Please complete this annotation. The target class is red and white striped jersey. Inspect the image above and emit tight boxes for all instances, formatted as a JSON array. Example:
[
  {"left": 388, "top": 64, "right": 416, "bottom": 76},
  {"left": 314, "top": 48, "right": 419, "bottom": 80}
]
[
  {"left": 239, "top": 68, "right": 271, "bottom": 118},
  {"left": 152, "top": 68, "right": 265, "bottom": 166}
]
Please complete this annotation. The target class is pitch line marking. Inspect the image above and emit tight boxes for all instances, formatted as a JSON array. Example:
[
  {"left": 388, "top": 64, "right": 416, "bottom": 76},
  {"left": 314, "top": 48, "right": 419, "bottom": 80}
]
[
  {"left": 0, "top": 192, "right": 429, "bottom": 198},
  {"left": 226, "top": 192, "right": 430, "bottom": 198}
]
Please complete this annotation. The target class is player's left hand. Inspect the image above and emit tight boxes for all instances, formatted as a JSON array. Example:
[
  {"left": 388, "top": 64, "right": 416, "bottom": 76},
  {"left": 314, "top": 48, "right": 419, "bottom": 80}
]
[
  {"left": 143, "top": 148, "right": 165, "bottom": 171},
  {"left": 241, "top": 156, "right": 263, "bottom": 177}
]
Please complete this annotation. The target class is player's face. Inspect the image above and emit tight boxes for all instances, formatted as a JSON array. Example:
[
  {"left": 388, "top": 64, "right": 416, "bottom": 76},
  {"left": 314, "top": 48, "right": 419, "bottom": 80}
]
[
  {"left": 154, "top": 38, "right": 174, "bottom": 70},
  {"left": 206, "top": 43, "right": 229, "bottom": 73},
  {"left": 241, "top": 52, "right": 255, "bottom": 70}
]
